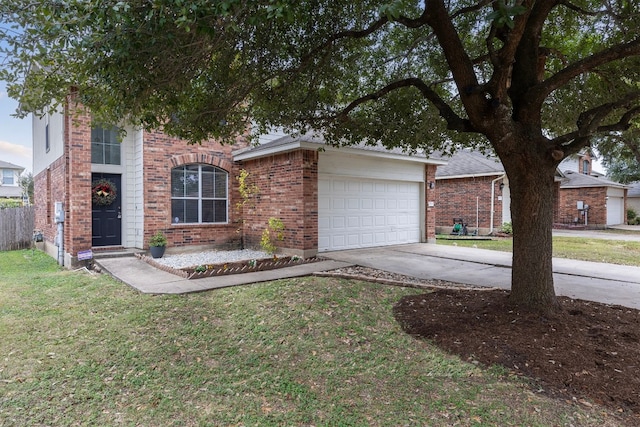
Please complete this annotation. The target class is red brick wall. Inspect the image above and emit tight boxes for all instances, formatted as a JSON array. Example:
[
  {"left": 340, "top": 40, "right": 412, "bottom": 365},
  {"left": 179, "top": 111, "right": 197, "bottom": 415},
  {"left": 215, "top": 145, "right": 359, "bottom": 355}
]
[
  {"left": 240, "top": 150, "right": 318, "bottom": 255},
  {"left": 434, "top": 176, "right": 504, "bottom": 230},
  {"left": 34, "top": 156, "right": 66, "bottom": 245},
  {"left": 556, "top": 187, "right": 607, "bottom": 227},
  {"left": 142, "top": 130, "right": 250, "bottom": 250},
  {"left": 65, "top": 103, "right": 93, "bottom": 254}
]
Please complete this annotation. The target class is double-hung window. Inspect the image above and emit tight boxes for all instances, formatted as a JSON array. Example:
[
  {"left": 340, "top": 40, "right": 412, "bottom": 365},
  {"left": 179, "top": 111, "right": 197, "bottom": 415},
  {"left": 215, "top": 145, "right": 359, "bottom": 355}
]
[
  {"left": 91, "top": 125, "right": 121, "bottom": 165},
  {"left": 2, "top": 170, "right": 15, "bottom": 185},
  {"left": 171, "top": 165, "right": 228, "bottom": 224}
]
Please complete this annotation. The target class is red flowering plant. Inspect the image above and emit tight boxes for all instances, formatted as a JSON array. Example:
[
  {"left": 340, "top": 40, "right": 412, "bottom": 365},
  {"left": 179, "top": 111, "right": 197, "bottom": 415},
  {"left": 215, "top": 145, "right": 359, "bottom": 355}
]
[{"left": 91, "top": 178, "right": 117, "bottom": 206}]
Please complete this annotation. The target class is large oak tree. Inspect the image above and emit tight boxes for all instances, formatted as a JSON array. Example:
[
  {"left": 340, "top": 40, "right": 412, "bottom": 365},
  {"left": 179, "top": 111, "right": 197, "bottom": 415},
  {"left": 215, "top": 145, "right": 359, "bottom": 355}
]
[{"left": 2, "top": 1, "right": 639, "bottom": 313}]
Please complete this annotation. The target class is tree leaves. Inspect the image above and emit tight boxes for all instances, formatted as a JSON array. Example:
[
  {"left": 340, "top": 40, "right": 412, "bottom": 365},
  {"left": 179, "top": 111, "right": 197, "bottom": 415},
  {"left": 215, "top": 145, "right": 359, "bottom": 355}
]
[{"left": 486, "top": 1, "right": 527, "bottom": 30}]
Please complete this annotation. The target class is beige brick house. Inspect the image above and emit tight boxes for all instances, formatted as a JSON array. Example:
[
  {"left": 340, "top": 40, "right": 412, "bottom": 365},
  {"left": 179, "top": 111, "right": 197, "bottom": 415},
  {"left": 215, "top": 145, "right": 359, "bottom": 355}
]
[{"left": 32, "top": 98, "right": 444, "bottom": 267}]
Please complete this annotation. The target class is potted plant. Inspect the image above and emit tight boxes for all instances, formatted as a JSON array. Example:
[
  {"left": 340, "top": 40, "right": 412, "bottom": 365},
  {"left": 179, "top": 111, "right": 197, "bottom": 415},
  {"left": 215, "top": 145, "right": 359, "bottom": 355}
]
[{"left": 149, "top": 231, "right": 167, "bottom": 259}]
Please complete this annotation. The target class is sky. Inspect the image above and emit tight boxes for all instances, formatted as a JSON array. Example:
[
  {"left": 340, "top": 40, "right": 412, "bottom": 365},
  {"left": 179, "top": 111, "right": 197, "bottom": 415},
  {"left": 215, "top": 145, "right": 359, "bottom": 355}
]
[
  {"left": 1, "top": 20, "right": 32, "bottom": 174},
  {"left": 0, "top": 80, "right": 32, "bottom": 173}
]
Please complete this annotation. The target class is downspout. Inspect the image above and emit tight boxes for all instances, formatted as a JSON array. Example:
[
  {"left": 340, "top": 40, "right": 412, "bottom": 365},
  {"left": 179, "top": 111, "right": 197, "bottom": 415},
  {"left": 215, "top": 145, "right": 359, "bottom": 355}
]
[
  {"left": 57, "top": 221, "right": 64, "bottom": 266},
  {"left": 490, "top": 174, "right": 506, "bottom": 234}
]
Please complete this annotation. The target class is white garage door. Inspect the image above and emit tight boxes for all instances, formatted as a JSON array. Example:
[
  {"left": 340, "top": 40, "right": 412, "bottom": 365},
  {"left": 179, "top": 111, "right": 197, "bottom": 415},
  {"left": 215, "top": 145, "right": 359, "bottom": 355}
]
[
  {"left": 318, "top": 176, "right": 421, "bottom": 251},
  {"left": 607, "top": 197, "right": 624, "bottom": 225}
]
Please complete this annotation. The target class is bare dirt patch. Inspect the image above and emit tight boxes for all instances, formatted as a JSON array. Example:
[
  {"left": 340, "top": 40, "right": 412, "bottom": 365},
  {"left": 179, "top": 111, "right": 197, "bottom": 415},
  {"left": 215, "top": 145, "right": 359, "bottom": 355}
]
[{"left": 393, "top": 288, "right": 640, "bottom": 425}]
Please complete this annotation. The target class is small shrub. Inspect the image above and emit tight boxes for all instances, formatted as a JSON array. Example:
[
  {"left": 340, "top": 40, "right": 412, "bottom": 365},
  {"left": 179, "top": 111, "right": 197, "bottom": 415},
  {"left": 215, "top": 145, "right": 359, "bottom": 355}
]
[
  {"left": 0, "top": 199, "right": 23, "bottom": 209},
  {"left": 500, "top": 222, "right": 513, "bottom": 234},
  {"left": 261, "top": 217, "right": 285, "bottom": 255},
  {"left": 628, "top": 208, "right": 638, "bottom": 223},
  {"left": 149, "top": 231, "right": 168, "bottom": 247}
]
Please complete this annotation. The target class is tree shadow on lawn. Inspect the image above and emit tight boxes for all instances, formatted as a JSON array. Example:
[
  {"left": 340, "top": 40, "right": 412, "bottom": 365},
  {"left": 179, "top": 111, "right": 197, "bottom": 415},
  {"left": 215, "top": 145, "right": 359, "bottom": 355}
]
[{"left": 393, "top": 289, "right": 640, "bottom": 425}]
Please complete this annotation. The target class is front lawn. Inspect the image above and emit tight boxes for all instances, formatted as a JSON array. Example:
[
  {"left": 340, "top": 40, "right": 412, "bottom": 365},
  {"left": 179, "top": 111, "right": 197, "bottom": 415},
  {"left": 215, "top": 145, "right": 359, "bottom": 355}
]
[
  {"left": 437, "top": 236, "right": 640, "bottom": 266},
  {"left": 0, "top": 250, "right": 622, "bottom": 426}
]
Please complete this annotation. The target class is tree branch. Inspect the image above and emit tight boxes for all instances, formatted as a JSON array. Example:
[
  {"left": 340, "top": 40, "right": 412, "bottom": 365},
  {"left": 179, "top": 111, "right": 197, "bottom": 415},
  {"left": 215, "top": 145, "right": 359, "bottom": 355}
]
[
  {"left": 551, "top": 94, "right": 640, "bottom": 147},
  {"left": 530, "top": 38, "right": 640, "bottom": 103},
  {"left": 423, "top": 0, "right": 485, "bottom": 122},
  {"left": 557, "top": 0, "right": 601, "bottom": 16},
  {"left": 334, "top": 77, "right": 477, "bottom": 133}
]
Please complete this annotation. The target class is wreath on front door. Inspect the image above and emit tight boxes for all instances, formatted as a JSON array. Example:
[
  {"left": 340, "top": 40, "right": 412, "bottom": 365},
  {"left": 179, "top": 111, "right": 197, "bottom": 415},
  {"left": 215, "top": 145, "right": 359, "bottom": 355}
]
[{"left": 91, "top": 178, "right": 118, "bottom": 206}]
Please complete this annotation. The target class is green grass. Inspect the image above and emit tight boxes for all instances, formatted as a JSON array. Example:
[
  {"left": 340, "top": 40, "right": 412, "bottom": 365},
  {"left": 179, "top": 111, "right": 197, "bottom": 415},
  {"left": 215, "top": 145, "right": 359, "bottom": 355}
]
[
  {"left": 0, "top": 250, "right": 617, "bottom": 426},
  {"left": 438, "top": 236, "right": 640, "bottom": 266}
]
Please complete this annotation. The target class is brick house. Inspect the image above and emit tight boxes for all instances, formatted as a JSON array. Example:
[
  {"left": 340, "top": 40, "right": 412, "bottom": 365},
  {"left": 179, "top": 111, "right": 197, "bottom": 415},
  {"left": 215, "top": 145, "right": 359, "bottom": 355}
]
[
  {"left": 435, "top": 149, "right": 627, "bottom": 234},
  {"left": 628, "top": 182, "right": 640, "bottom": 216},
  {"left": 434, "top": 150, "right": 511, "bottom": 235},
  {"left": 556, "top": 170, "right": 627, "bottom": 227},
  {"left": 0, "top": 160, "right": 25, "bottom": 201},
  {"left": 32, "top": 99, "right": 444, "bottom": 267}
]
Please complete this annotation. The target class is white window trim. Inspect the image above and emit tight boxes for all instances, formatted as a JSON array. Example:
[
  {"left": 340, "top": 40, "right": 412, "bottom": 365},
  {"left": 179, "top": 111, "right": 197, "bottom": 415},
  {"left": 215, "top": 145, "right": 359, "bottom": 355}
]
[{"left": 171, "top": 164, "right": 229, "bottom": 224}]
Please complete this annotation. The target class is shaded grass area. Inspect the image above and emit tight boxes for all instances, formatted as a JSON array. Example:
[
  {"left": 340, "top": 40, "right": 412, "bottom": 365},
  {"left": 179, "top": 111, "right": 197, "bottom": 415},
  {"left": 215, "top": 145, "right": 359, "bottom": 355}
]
[
  {"left": 0, "top": 250, "right": 619, "bottom": 426},
  {"left": 437, "top": 236, "right": 640, "bottom": 266}
]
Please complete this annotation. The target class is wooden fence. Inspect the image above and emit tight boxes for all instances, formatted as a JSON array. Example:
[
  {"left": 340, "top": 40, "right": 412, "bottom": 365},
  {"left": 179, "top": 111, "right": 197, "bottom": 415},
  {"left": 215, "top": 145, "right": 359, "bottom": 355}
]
[{"left": 0, "top": 206, "right": 35, "bottom": 251}]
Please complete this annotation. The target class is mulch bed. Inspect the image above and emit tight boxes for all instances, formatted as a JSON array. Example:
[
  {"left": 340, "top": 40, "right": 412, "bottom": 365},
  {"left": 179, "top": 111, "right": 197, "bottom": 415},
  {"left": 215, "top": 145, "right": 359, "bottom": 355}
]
[{"left": 393, "top": 288, "right": 640, "bottom": 424}]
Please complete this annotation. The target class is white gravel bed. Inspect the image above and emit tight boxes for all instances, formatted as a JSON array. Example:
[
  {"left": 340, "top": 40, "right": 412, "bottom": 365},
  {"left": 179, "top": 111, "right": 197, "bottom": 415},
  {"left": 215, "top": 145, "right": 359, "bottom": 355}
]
[{"left": 152, "top": 249, "right": 271, "bottom": 269}]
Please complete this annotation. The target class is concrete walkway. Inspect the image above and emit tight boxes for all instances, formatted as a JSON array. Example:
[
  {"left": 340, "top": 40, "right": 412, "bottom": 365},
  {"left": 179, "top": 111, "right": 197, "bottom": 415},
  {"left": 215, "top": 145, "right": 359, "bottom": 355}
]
[
  {"left": 96, "top": 256, "right": 353, "bottom": 295},
  {"left": 96, "top": 229, "right": 640, "bottom": 309},
  {"left": 323, "top": 243, "right": 640, "bottom": 309}
]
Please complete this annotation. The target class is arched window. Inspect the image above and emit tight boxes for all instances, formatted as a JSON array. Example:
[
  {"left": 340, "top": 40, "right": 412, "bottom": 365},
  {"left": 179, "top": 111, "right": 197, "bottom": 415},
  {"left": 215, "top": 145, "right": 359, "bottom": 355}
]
[{"left": 171, "top": 164, "right": 228, "bottom": 224}]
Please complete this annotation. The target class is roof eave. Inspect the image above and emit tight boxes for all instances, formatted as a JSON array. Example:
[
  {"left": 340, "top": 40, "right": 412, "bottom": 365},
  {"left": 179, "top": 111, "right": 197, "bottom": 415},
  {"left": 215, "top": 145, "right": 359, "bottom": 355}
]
[
  {"left": 234, "top": 141, "right": 448, "bottom": 165},
  {"left": 436, "top": 172, "right": 505, "bottom": 180}
]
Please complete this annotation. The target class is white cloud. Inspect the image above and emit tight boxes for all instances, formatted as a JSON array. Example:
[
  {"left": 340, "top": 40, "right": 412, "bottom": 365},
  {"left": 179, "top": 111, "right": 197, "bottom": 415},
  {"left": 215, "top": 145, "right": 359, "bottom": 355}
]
[{"left": 0, "top": 140, "right": 32, "bottom": 171}]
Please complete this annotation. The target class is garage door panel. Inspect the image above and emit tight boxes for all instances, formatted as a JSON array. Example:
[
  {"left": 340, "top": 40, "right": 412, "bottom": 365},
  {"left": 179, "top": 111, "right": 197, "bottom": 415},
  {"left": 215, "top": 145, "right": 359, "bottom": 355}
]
[
  {"left": 347, "top": 198, "right": 359, "bottom": 209},
  {"left": 332, "top": 216, "right": 346, "bottom": 228},
  {"left": 347, "top": 181, "right": 360, "bottom": 192},
  {"left": 607, "top": 197, "right": 624, "bottom": 225},
  {"left": 361, "top": 198, "right": 373, "bottom": 209},
  {"left": 319, "top": 176, "right": 422, "bottom": 251},
  {"left": 361, "top": 216, "right": 374, "bottom": 227},
  {"left": 347, "top": 234, "right": 359, "bottom": 246}
]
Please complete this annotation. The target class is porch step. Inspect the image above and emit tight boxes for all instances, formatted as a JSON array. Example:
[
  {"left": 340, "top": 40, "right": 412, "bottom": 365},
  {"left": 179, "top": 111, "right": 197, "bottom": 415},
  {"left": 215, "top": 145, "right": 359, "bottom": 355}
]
[{"left": 91, "top": 248, "right": 145, "bottom": 259}]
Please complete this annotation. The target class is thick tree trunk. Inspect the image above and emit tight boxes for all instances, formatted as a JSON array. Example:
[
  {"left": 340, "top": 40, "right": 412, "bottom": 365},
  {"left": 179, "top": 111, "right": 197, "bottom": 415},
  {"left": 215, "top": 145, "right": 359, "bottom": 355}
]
[{"left": 503, "top": 157, "right": 560, "bottom": 314}]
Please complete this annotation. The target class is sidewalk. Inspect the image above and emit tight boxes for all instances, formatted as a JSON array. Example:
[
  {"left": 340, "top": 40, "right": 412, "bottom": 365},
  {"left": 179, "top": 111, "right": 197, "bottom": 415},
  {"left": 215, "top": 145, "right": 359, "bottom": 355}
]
[{"left": 96, "top": 256, "right": 353, "bottom": 294}]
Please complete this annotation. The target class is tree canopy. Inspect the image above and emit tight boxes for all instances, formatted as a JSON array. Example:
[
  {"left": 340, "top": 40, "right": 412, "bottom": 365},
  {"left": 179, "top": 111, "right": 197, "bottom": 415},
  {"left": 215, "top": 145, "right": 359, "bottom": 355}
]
[
  {"left": 2, "top": 0, "right": 639, "bottom": 312},
  {"left": 2, "top": 1, "right": 637, "bottom": 149}
]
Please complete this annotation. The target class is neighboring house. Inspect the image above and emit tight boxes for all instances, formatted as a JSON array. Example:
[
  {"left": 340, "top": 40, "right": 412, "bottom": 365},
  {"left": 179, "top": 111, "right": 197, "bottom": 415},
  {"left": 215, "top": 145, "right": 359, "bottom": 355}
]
[
  {"left": 555, "top": 170, "right": 627, "bottom": 227},
  {"left": 434, "top": 149, "right": 511, "bottom": 234},
  {"left": 32, "top": 98, "right": 444, "bottom": 267},
  {"left": 0, "top": 160, "right": 25, "bottom": 200},
  {"left": 434, "top": 149, "right": 627, "bottom": 234},
  {"left": 628, "top": 182, "right": 640, "bottom": 216}
]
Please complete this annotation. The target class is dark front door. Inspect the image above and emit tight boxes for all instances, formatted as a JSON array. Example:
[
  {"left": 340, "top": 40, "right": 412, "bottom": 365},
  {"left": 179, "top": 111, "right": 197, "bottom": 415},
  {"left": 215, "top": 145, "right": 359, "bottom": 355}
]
[{"left": 92, "top": 173, "right": 122, "bottom": 247}]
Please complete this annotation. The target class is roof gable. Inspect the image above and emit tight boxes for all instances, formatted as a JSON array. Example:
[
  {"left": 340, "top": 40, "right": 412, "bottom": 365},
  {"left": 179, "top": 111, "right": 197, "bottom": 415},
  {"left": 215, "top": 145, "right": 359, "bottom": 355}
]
[
  {"left": 560, "top": 171, "right": 626, "bottom": 189},
  {"left": 435, "top": 149, "right": 504, "bottom": 178},
  {"left": 0, "top": 160, "right": 26, "bottom": 171}
]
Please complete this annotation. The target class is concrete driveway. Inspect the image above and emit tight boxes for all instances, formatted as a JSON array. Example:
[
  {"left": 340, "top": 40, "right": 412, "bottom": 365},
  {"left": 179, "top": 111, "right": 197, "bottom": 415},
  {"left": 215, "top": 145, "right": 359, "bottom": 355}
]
[{"left": 322, "top": 242, "right": 640, "bottom": 309}]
